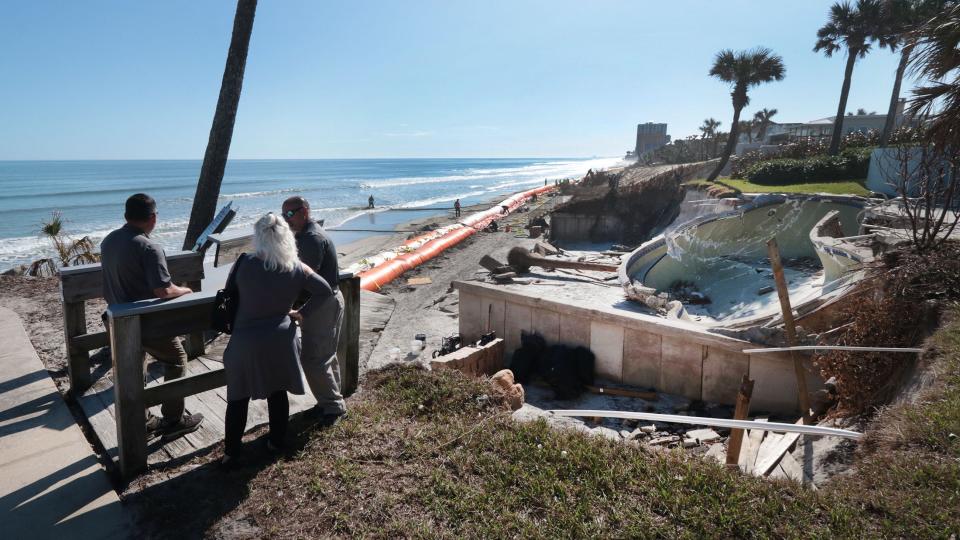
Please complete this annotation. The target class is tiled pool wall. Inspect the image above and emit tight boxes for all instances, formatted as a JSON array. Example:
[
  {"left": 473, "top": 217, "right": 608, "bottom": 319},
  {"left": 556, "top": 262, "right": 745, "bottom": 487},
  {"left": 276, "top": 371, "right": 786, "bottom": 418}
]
[{"left": 454, "top": 280, "right": 822, "bottom": 414}]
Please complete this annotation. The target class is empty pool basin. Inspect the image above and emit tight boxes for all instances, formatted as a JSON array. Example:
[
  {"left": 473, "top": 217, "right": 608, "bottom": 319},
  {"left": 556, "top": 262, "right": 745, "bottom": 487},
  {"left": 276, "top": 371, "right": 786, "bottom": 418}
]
[{"left": 619, "top": 194, "right": 869, "bottom": 325}]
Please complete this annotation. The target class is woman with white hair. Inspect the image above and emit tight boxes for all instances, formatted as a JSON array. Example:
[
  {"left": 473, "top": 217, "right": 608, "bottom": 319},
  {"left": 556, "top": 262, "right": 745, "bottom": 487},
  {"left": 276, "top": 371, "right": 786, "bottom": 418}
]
[{"left": 221, "top": 213, "right": 333, "bottom": 466}]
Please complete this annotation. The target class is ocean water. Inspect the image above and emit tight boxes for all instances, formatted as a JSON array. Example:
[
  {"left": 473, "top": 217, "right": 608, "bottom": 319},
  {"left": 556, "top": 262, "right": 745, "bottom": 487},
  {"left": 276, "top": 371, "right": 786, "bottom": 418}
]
[{"left": 0, "top": 157, "right": 620, "bottom": 271}]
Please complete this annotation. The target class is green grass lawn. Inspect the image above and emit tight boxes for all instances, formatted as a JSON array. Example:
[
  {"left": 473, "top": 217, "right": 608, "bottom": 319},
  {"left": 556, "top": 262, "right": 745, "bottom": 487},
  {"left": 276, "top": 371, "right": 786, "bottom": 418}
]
[
  {"left": 717, "top": 177, "right": 871, "bottom": 196},
  {"left": 199, "top": 304, "right": 960, "bottom": 538}
]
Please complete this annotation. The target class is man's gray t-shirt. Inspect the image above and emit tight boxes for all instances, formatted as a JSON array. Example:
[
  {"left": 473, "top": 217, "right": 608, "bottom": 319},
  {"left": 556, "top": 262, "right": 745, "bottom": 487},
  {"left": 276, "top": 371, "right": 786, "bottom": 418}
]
[
  {"left": 100, "top": 224, "right": 172, "bottom": 305},
  {"left": 295, "top": 220, "right": 339, "bottom": 288}
]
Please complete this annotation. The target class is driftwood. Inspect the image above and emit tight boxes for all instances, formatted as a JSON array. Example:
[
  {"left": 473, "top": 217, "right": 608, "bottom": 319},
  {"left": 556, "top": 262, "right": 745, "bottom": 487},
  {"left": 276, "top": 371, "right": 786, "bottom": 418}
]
[{"left": 507, "top": 247, "right": 619, "bottom": 274}]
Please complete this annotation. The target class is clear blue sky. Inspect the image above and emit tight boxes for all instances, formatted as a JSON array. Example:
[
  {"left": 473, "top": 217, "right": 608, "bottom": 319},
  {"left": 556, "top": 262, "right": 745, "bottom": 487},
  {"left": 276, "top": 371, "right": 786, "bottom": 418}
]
[{"left": 0, "top": 0, "right": 916, "bottom": 160}]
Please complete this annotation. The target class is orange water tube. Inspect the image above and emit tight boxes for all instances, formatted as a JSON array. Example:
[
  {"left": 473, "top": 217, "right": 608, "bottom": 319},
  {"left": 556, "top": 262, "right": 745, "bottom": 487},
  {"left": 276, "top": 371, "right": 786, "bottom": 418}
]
[{"left": 358, "top": 185, "right": 554, "bottom": 291}]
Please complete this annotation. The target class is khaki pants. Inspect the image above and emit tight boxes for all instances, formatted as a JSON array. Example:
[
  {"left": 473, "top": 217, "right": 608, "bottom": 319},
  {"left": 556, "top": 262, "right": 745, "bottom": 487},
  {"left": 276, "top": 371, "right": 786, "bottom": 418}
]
[
  {"left": 300, "top": 291, "right": 346, "bottom": 415},
  {"left": 103, "top": 313, "right": 187, "bottom": 422},
  {"left": 143, "top": 337, "right": 187, "bottom": 421}
]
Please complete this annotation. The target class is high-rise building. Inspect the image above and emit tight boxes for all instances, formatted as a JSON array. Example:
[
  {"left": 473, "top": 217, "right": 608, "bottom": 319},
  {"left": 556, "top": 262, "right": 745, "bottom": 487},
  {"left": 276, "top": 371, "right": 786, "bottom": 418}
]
[{"left": 635, "top": 123, "right": 670, "bottom": 156}]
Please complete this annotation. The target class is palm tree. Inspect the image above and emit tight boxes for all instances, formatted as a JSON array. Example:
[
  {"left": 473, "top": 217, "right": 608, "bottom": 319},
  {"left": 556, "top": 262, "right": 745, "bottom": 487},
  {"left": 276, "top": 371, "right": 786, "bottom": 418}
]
[
  {"left": 739, "top": 119, "right": 755, "bottom": 143},
  {"left": 814, "top": 0, "right": 883, "bottom": 155},
  {"left": 877, "top": 0, "right": 949, "bottom": 147},
  {"left": 705, "top": 48, "right": 786, "bottom": 182},
  {"left": 753, "top": 108, "right": 778, "bottom": 141},
  {"left": 907, "top": 2, "right": 960, "bottom": 147},
  {"left": 182, "top": 0, "right": 258, "bottom": 250},
  {"left": 28, "top": 211, "right": 100, "bottom": 276},
  {"left": 699, "top": 118, "right": 722, "bottom": 159}
]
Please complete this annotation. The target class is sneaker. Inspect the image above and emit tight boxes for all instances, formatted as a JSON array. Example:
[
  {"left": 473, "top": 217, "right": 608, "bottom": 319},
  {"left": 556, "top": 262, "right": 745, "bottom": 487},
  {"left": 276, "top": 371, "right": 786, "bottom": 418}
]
[
  {"left": 145, "top": 415, "right": 163, "bottom": 436},
  {"left": 160, "top": 413, "right": 204, "bottom": 441}
]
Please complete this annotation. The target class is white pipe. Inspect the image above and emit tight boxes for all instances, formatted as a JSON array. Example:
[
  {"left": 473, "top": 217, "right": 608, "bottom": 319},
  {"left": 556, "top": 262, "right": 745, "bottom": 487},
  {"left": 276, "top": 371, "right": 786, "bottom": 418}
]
[
  {"left": 549, "top": 410, "right": 862, "bottom": 440},
  {"left": 743, "top": 345, "right": 923, "bottom": 354}
]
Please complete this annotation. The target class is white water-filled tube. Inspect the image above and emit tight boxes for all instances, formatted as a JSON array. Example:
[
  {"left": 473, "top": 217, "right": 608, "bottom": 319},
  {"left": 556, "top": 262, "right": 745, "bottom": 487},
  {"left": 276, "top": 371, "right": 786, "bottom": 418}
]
[{"left": 619, "top": 195, "right": 868, "bottom": 324}]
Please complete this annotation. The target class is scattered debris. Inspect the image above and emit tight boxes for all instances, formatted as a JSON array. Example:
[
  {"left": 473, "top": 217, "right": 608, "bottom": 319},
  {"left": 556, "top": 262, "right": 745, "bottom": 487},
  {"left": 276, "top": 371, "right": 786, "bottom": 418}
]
[
  {"left": 490, "top": 369, "right": 525, "bottom": 411},
  {"left": 506, "top": 247, "right": 619, "bottom": 274},
  {"left": 406, "top": 276, "right": 433, "bottom": 285},
  {"left": 686, "top": 428, "right": 721, "bottom": 444},
  {"left": 649, "top": 435, "right": 680, "bottom": 446}
]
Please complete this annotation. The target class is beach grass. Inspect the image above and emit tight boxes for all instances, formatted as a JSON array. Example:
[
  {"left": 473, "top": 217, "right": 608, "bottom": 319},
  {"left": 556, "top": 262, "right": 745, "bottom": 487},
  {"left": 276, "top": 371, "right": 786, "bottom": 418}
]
[{"left": 713, "top": 177, "right": 871, "bottom": 196}]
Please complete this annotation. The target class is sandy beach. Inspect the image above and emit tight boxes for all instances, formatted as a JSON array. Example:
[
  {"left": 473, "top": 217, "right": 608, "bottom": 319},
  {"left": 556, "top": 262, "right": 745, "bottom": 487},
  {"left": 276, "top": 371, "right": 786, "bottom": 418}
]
[{"left": 0, "top": 186, "right": 561, "bottom": 398}]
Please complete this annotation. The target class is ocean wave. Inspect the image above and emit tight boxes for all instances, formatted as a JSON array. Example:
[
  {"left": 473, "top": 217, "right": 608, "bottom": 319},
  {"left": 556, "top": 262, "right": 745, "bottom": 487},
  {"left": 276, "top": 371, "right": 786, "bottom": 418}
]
[
  {"left": 219, "top": 187, "right": 305, "bottom": 200},
  {"left": 358, "top": 157, "right": 619, "bottom": 189}
]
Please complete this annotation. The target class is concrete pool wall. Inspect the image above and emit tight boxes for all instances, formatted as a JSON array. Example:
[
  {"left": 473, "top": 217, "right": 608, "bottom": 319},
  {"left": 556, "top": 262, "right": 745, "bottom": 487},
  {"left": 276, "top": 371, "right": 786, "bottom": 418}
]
[{"left": 453, "top": 280, "right": 821, "bottom": 414}]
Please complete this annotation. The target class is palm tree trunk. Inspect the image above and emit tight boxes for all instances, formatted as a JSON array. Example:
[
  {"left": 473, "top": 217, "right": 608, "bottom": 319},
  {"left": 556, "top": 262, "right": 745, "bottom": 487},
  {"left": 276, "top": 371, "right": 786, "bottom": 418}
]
[
  {"left": 707, "top": 107, "right": 742, "bottom": 182},
  {"left": 879, "top": 45, "right": 912, "bottom": 148},
  {"left": 829, "top": 49, "right": 857, "bottom": 156},
  {"left": 182, "top": 0, "right": 258, "bottom": 250}
]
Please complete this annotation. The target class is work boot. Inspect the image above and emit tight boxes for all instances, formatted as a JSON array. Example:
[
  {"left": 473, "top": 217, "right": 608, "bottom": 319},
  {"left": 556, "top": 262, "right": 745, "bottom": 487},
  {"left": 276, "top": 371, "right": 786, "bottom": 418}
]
[{"left": 160, "top": 413, "right": 204, "bottom": 441}]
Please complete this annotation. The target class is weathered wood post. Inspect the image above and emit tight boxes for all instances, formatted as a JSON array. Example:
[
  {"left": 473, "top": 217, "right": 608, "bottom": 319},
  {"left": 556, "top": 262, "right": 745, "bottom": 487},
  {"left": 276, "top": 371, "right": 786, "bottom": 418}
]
[
  {"left": 725, "top": 374, "right": 754, "bottom": 467},
  {"left": 184, "top": 279, "right": 205, "bottom": 359},
  {"left": 337, "top": 273, "right": 361, "bottom": 397},
  {"left": 108, "top": 312, "right": 148, "bottom": 479},
  {"left": 62, "top": 300, "right": 91, "bottom": 393},
  {"left": 767, "top": 238, "right": 812, "bottom": 422}
]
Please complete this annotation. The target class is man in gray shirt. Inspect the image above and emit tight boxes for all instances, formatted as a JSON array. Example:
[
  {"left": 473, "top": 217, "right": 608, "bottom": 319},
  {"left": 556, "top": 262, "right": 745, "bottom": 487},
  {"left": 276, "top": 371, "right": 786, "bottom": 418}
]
[
  {"left": 282, "top": 196, "right": 346, "bottom": 425},
  {"left": 100, "top": 193, "right": 203, "bottom": 440}
]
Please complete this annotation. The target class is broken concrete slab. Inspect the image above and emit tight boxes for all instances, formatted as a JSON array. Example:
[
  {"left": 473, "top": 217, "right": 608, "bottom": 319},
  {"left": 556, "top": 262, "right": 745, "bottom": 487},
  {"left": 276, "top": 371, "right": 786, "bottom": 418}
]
[{"left": 686, "top": 428, "right": 722, "bottom": 444}]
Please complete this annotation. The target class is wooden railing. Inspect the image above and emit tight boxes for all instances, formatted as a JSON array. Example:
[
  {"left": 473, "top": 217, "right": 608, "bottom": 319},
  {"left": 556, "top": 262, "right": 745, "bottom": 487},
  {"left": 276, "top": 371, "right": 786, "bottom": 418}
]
[
  {"left": 104, "top": 271, "right": 360, "bottom": 478},
  {"left": 60, "top": 232, "right": 361, "bottom": 479},
  {"left": 59, "top": 251, "right": 205, "bottom": 394}
]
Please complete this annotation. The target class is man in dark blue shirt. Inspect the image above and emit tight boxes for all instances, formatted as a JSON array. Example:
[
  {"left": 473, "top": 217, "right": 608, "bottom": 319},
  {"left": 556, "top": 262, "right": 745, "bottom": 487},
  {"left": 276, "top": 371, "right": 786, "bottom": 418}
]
[
  {"left": 100, "top": 193, "right": 204, "bottom": 440},
  {"left": 282, "top": 196, "right": 346, "bottom": 425}
]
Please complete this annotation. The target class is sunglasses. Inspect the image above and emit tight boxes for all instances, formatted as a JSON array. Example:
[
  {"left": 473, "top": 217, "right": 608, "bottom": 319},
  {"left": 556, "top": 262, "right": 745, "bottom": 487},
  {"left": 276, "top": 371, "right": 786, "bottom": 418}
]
[{"left": 283, "top": 207, "right": 304, "bottom": 219}]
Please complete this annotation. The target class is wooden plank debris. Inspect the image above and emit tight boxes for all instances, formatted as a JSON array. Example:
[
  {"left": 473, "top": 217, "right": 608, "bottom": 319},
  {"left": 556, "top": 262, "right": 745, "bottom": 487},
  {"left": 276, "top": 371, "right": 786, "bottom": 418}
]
[
  {"left": 739, "top": 418, "right": 766, "bottom": 474},
  {"left": 766, "top": 238, "right": 812, "bottom": 421},
  {"left": 753, "top": 420, "right": 804, "bottom": 477},
  {"left": 725, "top": 375, "right": 754, "bottom": 467}
]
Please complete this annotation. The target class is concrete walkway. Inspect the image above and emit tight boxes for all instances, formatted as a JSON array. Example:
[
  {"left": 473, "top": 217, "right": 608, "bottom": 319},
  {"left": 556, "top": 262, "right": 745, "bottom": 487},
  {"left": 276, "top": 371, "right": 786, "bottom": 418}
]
[{"left": 0, "top": 307, "right": 129, "bottom": 539}]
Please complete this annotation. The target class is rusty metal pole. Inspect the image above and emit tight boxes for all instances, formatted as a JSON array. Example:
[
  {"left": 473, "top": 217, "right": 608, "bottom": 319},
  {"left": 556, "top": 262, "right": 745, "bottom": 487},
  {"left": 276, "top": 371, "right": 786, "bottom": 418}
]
[
  {"left": 725, "top": 374, "right": 754, "bottom": 467},
  {"left": 766, "top": 238, "right": 812, "bottom": 422}
]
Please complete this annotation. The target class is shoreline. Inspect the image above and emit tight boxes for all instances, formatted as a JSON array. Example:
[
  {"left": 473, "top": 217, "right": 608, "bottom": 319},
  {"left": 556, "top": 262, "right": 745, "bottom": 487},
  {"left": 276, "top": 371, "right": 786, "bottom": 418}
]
[{"left": 329, "top": 193, "right": 555, "bottom": 269}]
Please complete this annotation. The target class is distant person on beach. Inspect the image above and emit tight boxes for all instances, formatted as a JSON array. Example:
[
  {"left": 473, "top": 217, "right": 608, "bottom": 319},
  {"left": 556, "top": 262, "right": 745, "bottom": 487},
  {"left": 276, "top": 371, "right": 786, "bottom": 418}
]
[
  {"left": 282, "top": 196, "right": 347, "bottom": 425},
  {"left": 100, "top": 193, "right": 203, "bottom": 440},
  {"left": 454, "top": 199, "right": 461, "bottom": 217},
  {"left": 368, "top": 195, "right": 375, "bottom": 209},
  {"left": 221, "top": 213, "right": 334, "bottom": 466}
]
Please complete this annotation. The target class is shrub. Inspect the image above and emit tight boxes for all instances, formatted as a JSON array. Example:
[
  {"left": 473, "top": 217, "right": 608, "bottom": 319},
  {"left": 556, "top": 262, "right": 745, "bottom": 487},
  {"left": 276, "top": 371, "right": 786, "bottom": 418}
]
[{"left": 743, "top": 148, "right": 872, "bottom": 185}]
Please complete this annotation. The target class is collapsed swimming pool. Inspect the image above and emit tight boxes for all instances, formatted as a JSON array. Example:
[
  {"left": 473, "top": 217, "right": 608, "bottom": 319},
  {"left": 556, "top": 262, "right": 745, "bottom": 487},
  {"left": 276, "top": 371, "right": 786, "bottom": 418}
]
[{"left": 619, "top": 194, "right": 870, "bottom": 325}]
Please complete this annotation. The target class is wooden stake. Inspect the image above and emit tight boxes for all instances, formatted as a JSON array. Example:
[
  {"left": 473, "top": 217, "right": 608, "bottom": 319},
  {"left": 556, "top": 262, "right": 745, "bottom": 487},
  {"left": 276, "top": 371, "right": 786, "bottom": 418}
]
[
  {"left": 766, "top": 238, "right": 812, "bottom": 422},
  {"left": 725, "top": 374, "right": 754, "bottom": 467}
]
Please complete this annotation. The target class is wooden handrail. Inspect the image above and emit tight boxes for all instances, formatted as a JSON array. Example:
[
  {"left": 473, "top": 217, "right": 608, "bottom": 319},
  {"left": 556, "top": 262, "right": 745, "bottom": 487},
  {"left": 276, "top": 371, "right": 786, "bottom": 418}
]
[
  {"left": 108, "top": 273, "right": 362, "bottom": 479},
  {"left": 59, "top": 250, "right": 207, "bottom": 394},
  {"left": 61, "top": 251, "right": 205, "bottom": 303}
]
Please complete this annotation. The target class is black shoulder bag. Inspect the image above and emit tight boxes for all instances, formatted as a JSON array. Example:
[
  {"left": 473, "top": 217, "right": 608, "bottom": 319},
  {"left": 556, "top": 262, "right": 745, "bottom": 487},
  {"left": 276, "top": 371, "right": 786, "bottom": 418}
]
[{"left": 211, "top": 253, "right": 246, "bottom": 335}]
